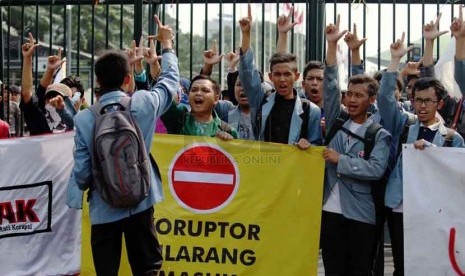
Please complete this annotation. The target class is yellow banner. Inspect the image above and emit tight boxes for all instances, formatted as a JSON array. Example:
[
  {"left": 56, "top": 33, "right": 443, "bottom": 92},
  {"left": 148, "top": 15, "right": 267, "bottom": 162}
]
[{"left": 82, "top": 134, "right": 324, "bottom": 275}]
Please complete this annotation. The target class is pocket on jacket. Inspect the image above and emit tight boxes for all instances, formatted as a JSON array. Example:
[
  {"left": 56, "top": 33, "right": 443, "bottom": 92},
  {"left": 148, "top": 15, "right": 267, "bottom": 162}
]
[{"left": 350, "top": 182, "right": 371, "bottom": 194}]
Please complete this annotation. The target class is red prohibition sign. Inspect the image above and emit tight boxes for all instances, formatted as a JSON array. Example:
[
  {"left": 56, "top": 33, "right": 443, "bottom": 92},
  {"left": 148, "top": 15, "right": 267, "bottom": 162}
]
[{"left": 168, "top": 143, "right": 240, "bottom": 214}]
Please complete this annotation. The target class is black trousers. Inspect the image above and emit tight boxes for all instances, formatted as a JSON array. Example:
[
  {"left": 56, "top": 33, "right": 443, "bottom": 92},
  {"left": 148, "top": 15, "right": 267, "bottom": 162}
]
[
  {"left": 321, "top": 211, "right": 376, "bottom": 276},
  {"left": 91, "top": 207, "right": 163, "bottom": 276},
  {"left": 386, "top": 208, "right": 404, "bottom": 276}
]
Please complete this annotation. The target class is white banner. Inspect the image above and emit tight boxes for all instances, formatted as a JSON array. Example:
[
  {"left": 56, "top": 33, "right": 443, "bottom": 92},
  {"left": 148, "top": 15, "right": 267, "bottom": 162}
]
[
  {"left": 404, "top": 146, "right": 465, "bottom": 275},
  {"left": 0, "top": 133, "right": 81, "bottom": 276}
]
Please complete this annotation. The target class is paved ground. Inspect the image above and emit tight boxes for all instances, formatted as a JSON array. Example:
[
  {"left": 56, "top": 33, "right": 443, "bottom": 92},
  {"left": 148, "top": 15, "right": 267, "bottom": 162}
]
[{"left": 317, "top": 245, "right": 394, "bottom": 275}]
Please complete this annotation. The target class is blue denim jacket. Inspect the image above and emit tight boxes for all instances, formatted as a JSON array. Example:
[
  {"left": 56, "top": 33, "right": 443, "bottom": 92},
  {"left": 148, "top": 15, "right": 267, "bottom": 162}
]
[
  {"left": 239, "top": 48, "right": 322, "bottom": 145},
  {"left": 66, "top": 52, "right": 179, "bottom": 225}
]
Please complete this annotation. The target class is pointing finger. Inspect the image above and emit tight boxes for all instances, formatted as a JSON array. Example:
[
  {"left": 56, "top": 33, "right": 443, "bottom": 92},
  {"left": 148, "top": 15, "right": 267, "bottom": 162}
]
[
  {"left": 28, "top": 32, "right": 35, "bottom": 43},
  {"left": 435, "top": 12, "right": 442, "bottom": 26},
  {"left": 287, "top": 6, "right": 294, "bottom": 19},
  {"left": 211, "top": 40, "right": 217, "bottom": 53},
  {"left": 459, "top": 6, "right": 463, "bottom": 22},
  {"left": 154, "top": 15, "right": 162, "bottom": 27}
]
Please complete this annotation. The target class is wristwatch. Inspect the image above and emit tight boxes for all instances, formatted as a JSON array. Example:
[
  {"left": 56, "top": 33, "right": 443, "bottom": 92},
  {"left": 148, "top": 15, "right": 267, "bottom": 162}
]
[{"left": 162, "top": 48, "right": 175, "bottom": 54}]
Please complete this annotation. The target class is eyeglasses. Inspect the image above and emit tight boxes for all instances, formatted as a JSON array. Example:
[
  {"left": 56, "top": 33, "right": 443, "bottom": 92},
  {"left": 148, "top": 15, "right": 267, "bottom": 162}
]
[{"left": 413, "top": 98, "right": 439, "bottom": 106}]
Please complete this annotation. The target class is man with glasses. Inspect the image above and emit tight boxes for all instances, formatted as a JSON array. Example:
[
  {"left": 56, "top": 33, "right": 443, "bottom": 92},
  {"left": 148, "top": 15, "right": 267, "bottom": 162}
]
[{"left": 378, "top": 30, "right": 465, "bottom": 276}]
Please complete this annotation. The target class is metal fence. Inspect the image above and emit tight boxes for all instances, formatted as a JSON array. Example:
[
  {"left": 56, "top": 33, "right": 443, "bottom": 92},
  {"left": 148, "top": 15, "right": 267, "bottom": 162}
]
[{"left": 1, "top": 0, "right": 464, "bottom": 136}]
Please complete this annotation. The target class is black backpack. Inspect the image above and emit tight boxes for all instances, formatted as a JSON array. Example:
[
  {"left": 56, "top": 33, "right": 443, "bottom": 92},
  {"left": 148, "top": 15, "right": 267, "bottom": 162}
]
[{"left": 324, "top": 110, "right": 383, "bottom": 159}]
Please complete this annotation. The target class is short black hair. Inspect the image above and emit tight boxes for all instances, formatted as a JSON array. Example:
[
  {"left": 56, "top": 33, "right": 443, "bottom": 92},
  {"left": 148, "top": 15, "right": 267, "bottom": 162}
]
[
  {"left": 95, "top": 50, "right": 130, "bottom": 94},
  {"left": 61, "top": 76, "right": 84, "bottom": 96},
  {"left": 303, "top": 60, "right": 324, "bottom": 80},
  {"left": 373, "top": 70, "right": 403, "bottom": 92},
  {"left": 406, "top": 74, "right": 419, "bottom": 86},
  {"left": 348, "top": 74, "right": 379, "bottom": 97},
  {"left": 412, "top": 77, "right": 447, "bottom": 100},
  {"left": 190, "top": 74, "right": 220, "bottom": 95},
  {"left": 8, "top": 85, "right": 21, "bottom": 94},
  {"left": 269, "top": 53, "right": 298, "bottom": 73}
]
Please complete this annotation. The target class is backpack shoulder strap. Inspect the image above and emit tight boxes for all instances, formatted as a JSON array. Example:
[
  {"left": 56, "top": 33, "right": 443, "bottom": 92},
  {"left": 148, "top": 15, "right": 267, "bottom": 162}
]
[
  {"left": 444, "top": 127, "right": 456, "bottom": 147},
  {"left": 452, "top": 98, "right": 464, "bottom": 130},
  {"left": 363, "top": 123, "right": 383, "bottom": 160},
  {"left": 339, "top": 122, "right": 382, "bottom": 160},
  {"left": 118, "top": 96, "right": 132, "bottom": 111},
  {"left": 324, "top": 110, "right": 350, "bottom": 146},
  {"left": 254, "top": 95, "right": 269, "bottom": 139},
  {"left": 88, "top": 101, "right": 103, "bottom": 117},
  {"left": 299, "top": 99, "right": 311, "bottom": 140},
  {"left": 396, "top": 121, "right": 411, "bottom": 157}
]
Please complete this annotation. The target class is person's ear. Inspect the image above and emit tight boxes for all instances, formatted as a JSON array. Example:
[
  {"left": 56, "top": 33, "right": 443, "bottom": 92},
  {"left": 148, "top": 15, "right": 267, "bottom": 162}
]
[
  {"left": 294, "top": 71, "right": 300, "bottom": 81},
  {"left": 122, "top": 74, "right": 131, "bottom": 85},
  {"left": 437, "top": 99, "right": 444, "bottom": 110},
  {"left": 369, "top": 95, "right": 376, "bottom": 105},
  {"left": 268, "top": 72, "right": 273, "bottom": 80}
]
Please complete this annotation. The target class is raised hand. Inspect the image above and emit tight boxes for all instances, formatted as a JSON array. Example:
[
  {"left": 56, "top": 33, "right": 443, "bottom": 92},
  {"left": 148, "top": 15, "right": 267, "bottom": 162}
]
[
  {"left": 21, "top": 33, "right": 39, "bottom": 59},
  {"left": 48, "top": 95, "right": 65, "bottom": 110},
  {"left": 344, "top": 23, "right": 367, "bottom": 50},
  {"left": 203, "top": 40, "right": 224, "bottom": 66},
  {"left": 451, "top": 6, "right": 465, "bottom": 40},
  {"left": 401, "top": 60, "right": 421, "bottom": 77},
  {"left": 47, "top": 47, "right": 65, "bottom": 71},
  {"left": 153, "top": 15, "right": 174, "bottom": 49},
  {"left": 424, "top": 13, "right": 449, "bottom": 40},
  {"left": 144, "top": 37, "right": 161, "bottom": 65},
  {"left": 225, "top": 50, "right": 240, "bottom": 69},
  {"left": 239, "top": 3, "right": 252, "bottom": 33},
  {"left": 390, "top": 32, "right": 413, "bottom": 60},
  {"left": 127, "top": 37, "right": 144, "bottom": 66},
  {"left": 277, "top": 6, "right": 297, "bottom": 34},
  {"left": 325, "top": 14, "right": 348, "bottom": 44}
]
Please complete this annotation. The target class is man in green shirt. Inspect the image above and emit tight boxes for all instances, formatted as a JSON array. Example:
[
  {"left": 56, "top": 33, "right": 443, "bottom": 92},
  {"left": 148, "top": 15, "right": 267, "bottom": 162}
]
[{"left": 162, "top": 74, "right": 237, "bottom": 140}]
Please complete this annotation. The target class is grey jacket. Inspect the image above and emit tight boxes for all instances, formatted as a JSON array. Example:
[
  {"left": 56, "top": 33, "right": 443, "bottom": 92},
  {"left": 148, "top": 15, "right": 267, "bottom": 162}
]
[
  {"left": 378, "top": 71, "right": 465, "bottom": 208},
  {"left": 324, "top": 64, "right": 391, "bottom": 225}
]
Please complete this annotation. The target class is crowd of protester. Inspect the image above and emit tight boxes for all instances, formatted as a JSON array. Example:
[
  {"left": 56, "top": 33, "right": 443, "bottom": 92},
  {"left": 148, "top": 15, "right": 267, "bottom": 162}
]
[{"left": 1, "top": 4, "right": 465, "bottom": 275}]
